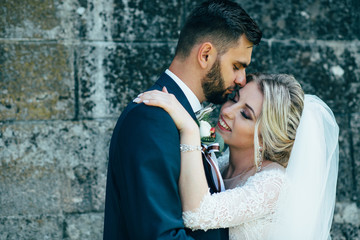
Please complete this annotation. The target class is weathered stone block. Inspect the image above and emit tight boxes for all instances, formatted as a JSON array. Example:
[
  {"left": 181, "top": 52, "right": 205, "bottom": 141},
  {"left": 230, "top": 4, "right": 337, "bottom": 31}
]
[
  {"left": 0, "top": 0, "right": 359, "bottom": 239},
  {"left": 332, "top": 202, "right": 360, "bottom": 239},
  {"left": 0, "top": 215, "right": 63, "bottom": 240},
  {"left": 331, "top": 223, "right": 347, "bottom": 240},
  {"left": 334, "top": 202, "right": 360, "bottom": 227},
  {"left": 68, "top": 0, "right": 117, "bottom": 41},
  {"left": 237, "top": 0, "right": 360, "bottom": 40},
  {"left": 64, "top": 213, "right": 103, "bottom": 240},
  {"left": 245, "top": 41, "right": 272, "bottom": 74},
  {"left": 0, "top": 0, "right": 61, "bottom": 39},
  {"left": 0, "top": 123, "right": 61, "bottom": 216},
  {"left": 111, "top": 0, "right": 183, "bottom": 41},
  {"left": 77, "top": 42, "right": 175, "bottom": 119},
  {"left": 0, "top": 120, "right": 114, "bottom": 216},
  {"left": 0, "top": 0, "right": 91, "bottom": 40},
  {"left": 184, "top": 0, "right": 205, "bottom": 15},
  {"left": 0, "top": 42, "right": 74, "bottom": 121},
  {"left": 0, "top": 0, "right": 184, "bottom": 41},
  {"left": 331, "top": 223, "right": 360, "bottom": 240},
  {"left": 270, "top": 41, "right": 359, "bottom": 114},
  {"left": 52, "top": 120, "right": 113, "bottom": 212},
  {"left": 350, "top": 113, "right": 360, "bottom": 205},
  {"left": 335, "top": 114, "right": 356, "bottom": 202}
]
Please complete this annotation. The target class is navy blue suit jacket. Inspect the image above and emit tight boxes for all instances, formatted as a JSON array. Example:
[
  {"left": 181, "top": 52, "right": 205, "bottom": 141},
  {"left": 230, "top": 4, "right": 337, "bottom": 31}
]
[{"left": 103, "top": 73, "right": 228, "bottom": 239}]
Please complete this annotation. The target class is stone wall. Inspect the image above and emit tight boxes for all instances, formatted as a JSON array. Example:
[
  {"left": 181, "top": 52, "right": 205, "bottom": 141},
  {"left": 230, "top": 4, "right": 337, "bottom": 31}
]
[{"left": 0, "top": 0, "right": 359, "bottom": 239}]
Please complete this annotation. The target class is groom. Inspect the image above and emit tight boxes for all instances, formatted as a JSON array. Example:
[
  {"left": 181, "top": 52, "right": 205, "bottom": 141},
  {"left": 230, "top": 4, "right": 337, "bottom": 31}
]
[{"left": 103, "top": 0, "right": 262, "bottom": 239}]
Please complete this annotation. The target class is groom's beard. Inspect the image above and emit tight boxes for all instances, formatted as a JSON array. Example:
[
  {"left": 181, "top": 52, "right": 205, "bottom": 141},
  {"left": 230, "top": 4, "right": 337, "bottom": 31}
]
[{"left": 202, "top": 59, "right": 229, "bottom": 104}]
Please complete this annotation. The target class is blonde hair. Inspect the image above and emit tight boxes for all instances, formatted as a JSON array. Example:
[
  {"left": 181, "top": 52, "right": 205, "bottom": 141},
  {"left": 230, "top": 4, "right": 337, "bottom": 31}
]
[{"left": 248, "top": 73, "right": 304, "bottom": 168}]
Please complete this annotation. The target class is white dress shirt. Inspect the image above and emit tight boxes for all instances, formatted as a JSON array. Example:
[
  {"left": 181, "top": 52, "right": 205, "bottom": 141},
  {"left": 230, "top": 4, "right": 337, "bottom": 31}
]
[{"left": 165, "top": 69, "right": 202, "bottom": 113}]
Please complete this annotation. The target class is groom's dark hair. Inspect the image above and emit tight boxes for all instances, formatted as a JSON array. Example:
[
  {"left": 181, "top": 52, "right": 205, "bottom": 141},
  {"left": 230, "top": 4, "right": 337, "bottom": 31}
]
[{"left": 175, "top": 0, "right": 262, "bottom": 59}]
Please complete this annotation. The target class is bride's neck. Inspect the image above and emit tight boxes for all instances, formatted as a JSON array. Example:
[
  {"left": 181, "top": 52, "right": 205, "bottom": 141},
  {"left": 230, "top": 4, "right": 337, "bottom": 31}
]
[{"left": 226, "top": 147, "right": 255, "bottom": 178}]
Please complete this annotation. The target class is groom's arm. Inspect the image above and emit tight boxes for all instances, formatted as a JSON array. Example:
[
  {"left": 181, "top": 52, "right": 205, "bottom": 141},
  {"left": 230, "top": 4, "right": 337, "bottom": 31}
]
[{"left": 113, "top": 104, "right": 193, "bottom": 239}]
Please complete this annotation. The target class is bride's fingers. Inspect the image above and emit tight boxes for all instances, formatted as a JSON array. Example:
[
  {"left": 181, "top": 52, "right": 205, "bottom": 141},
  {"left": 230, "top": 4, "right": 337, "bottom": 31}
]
[
  {"left": 133, "top": 91, "right": 172, "bottom": 109},
  {"left": 133, "top": 91, "right": 157, "bottom": 103},
  {"left": 136, "top": 96, "right": 172, "bottom": 113},
  {"left": 162, "top": 86, "right": 168, "bottom": 93},
  {"left": 141, "top": 92, "right": 167, "bottom": 102}
]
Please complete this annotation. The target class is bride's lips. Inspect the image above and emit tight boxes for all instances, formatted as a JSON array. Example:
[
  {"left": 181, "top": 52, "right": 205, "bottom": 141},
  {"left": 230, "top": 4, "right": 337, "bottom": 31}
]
[{"left": 217, "top": 115, "right": 232, "bottom": 132}]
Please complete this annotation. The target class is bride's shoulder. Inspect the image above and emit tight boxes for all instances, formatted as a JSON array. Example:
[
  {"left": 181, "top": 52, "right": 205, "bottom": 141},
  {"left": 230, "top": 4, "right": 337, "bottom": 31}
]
[
  {"left": 255, "top": 161, "right": 286, "bottom": 181},
  {"left": 244, "top": 162, "right": 285, "bottom": 182},
  {"left": 262, "top": 161, "right": 285, "bottom": 172}
]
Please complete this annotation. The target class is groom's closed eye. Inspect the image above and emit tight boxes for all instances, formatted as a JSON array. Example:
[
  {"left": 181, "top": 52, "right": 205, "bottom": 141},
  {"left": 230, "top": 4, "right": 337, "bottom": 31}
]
[{"left": 234, "top": 61, "right": 249, "bottom": 69}]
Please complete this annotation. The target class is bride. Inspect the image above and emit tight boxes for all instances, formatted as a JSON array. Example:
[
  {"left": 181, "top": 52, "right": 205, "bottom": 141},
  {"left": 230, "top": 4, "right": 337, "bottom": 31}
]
[{"left": 135, "top": 73, "right": 339, "bottom": 240}]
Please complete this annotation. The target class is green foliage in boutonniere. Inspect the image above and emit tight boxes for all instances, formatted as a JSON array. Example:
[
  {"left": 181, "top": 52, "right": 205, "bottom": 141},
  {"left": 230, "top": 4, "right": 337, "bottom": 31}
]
[{"left": 196, "top": 104, "right": 225, "bottom": 153}]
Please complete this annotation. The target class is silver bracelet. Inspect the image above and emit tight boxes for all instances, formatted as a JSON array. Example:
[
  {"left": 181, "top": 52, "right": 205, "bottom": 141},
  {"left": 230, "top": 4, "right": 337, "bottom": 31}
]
[{"left": 180, "top": 144, "right": 202, "bottom": 152}]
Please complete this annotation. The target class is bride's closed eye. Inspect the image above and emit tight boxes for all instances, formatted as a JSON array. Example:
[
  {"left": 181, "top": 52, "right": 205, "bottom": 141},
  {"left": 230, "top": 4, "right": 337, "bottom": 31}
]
[{"left": 240, "top": 109, "right": 251, "bottom": 120}]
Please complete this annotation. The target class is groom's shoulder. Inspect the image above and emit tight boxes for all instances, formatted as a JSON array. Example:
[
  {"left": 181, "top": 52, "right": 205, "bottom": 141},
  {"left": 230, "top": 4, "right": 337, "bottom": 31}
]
[
  {"left": 116, "top": 74, "right": 183, "bottom": 127},
  {"left": 119, "top": 100, "right": 174, "bottom": 130},
  {"left": 130, "top": 101, "right": 170, "bottom": 119},
  {"left": 122, "top": 83, "right": 167, "bottom": 118},
  {"left": 113, "top": 103, "right": 176, "bottom": 140},
  {"left": 121, "top": 77, "right": 176, "bottom": 120}
]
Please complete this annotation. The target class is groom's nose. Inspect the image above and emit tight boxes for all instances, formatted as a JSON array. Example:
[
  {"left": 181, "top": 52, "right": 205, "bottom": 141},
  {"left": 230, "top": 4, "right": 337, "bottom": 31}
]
[{"left": 234, "top": 69, "right": 246, "bottom": 87}]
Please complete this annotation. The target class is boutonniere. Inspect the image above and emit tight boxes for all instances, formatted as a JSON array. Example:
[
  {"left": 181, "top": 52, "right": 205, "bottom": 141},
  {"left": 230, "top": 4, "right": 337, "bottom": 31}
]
[{"left": 196, "top": 104, "right": 225, "bottom": 153}]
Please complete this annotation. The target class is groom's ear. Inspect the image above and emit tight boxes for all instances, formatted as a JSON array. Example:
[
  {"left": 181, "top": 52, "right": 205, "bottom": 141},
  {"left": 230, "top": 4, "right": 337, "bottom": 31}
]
[{"left": 197, "top": 42, "right": 217, "bottom": 69}]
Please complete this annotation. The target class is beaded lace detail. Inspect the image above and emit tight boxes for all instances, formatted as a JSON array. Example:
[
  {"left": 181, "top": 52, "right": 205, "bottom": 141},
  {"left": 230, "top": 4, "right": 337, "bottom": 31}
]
[{"left": 183, "top": 164, "right": 286, "bottom": 240}]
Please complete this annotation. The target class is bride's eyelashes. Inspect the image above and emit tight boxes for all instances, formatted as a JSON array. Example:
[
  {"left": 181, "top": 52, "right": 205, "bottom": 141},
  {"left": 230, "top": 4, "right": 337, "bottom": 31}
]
[
  {"left": 240, "top": 109, "right": 251, "bottom": 120},
  {"left": 227, "top": 95, "right": 252, "bottom": 120}
]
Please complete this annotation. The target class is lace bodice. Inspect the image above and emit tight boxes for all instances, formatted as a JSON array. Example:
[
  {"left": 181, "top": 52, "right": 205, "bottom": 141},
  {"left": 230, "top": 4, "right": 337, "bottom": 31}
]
[{"left": 183, "top": 163, "right": 286, "bottom": 240}]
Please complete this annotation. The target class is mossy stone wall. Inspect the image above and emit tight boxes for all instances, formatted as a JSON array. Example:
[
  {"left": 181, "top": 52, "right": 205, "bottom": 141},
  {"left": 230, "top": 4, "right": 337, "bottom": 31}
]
[{"left": 1, "top": 0, "right": 359, "bottom": 239}]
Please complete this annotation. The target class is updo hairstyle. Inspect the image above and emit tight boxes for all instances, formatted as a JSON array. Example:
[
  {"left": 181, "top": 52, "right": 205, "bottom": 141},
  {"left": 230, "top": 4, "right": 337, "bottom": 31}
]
[{"left": 248, "top": 73, "right": 304, "bottom": 168}]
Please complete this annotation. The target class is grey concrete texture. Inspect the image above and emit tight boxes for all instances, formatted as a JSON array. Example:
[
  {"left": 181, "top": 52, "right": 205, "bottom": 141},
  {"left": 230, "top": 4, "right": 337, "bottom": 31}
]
[{"left": 0, "top": 0, "right": 359, "bottom": 239}]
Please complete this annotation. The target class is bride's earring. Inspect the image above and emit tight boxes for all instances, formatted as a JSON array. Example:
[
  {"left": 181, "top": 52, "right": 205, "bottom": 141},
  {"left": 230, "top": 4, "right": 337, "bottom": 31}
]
[{"left": 256, "top": 146, "right": 263, "bottom": 172}]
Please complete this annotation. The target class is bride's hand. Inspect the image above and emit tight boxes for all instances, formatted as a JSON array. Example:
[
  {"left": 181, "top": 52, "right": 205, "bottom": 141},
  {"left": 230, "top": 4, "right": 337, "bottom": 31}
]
[{"left": 133, "top": 87, "right": 198, "bottom": 134}]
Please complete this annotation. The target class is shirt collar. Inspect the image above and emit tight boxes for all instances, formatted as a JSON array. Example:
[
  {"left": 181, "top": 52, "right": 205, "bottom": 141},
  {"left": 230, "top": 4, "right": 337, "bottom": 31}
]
[{"left": 165, "top": 69, "right": 202, "bottom": 113}]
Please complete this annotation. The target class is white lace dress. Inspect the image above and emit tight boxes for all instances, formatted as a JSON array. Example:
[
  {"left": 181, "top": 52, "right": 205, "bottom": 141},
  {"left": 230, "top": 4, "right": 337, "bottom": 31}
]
[{"left": 183, "top": 162, "right": 286, "bottom": 240}]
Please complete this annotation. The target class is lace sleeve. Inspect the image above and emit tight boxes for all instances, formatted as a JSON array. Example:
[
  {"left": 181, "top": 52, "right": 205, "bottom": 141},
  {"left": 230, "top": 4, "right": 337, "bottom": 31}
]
[{"left": 182, "top": 169, "right": 285, "bottom": 231}]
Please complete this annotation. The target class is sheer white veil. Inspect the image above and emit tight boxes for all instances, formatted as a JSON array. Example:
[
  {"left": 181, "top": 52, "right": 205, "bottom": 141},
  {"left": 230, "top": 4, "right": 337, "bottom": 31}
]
[{"left": 268, "top": 94, "right": 339, "bottom": 240}]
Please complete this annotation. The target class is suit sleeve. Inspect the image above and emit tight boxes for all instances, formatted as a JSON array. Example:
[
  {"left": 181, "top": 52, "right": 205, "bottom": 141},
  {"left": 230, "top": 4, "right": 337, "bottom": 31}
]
[{"left": 112, "top": 104, "right": 194, "bottom": 239}]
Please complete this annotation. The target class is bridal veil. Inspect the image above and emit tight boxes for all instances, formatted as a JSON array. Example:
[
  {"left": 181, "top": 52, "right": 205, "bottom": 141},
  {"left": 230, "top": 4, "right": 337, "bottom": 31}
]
[{"left": 268, "top": 94, "right": 339, "bottom": 239}]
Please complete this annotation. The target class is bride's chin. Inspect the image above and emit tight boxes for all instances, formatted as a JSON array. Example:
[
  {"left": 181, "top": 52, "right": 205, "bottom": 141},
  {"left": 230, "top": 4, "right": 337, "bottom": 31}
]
[{"left": 223, "top": 138, "right": 230, "bottom": 145}]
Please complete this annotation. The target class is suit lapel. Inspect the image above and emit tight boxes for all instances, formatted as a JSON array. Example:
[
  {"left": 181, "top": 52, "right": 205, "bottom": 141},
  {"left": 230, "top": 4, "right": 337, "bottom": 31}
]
[
  {"left": 154, "top": 73, "right": 197, "bottom": 121},
  {"left": 153, "top": 73, "right": 219, "bottom": 194}
]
